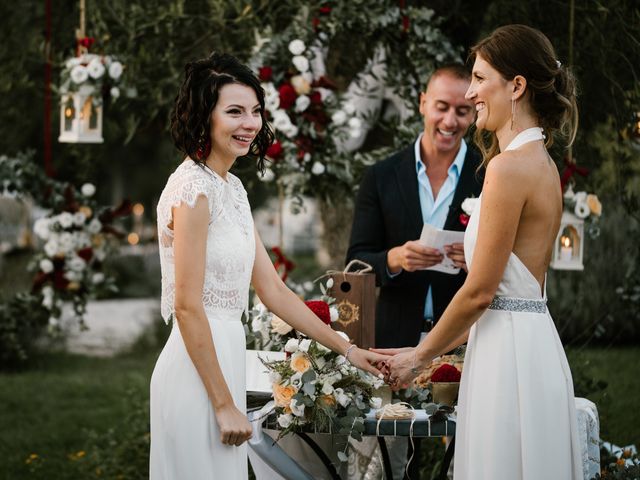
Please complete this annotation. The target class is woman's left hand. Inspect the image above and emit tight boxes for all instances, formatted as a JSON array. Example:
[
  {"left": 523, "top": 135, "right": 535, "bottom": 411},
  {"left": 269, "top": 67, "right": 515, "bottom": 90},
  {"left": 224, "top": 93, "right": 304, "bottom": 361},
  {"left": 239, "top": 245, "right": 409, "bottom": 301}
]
[
  {"left": 372, "top": 347, "right": 425, "bottom": 391},
  {"left": 347, "top": 347, "right": 389, "bottom": 378}
]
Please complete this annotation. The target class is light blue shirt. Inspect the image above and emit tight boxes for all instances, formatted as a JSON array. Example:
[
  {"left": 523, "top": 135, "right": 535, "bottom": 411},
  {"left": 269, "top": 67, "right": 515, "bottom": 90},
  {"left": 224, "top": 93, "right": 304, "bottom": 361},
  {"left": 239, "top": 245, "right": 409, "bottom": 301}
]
[{"left": 415, "top": 134, "right": 467, "bottom": 321}]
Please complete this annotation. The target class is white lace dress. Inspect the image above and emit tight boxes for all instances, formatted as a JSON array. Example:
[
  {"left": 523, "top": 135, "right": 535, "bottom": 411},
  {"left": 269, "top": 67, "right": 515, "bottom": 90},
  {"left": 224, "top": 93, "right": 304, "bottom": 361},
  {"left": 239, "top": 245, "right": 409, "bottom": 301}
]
[{"left": 150, "top": 160, "right": 255, "bottom": 480}]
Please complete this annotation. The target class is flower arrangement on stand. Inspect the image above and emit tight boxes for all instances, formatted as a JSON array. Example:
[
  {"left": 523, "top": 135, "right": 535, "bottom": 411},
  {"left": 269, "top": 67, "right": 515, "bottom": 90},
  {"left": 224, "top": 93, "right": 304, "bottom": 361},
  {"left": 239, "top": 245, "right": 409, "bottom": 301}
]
[
  {"left": 31, "top": 184, "right": 131, "bottom": 331},
  {"left": 262, "top": 332, "right": 383, "bottom": 455},
  {"left": 60, "top": 51, "right": 125, "bottom": 105},
  {"left": 563, "top": 184, "right": 603, "bottom": 238}
]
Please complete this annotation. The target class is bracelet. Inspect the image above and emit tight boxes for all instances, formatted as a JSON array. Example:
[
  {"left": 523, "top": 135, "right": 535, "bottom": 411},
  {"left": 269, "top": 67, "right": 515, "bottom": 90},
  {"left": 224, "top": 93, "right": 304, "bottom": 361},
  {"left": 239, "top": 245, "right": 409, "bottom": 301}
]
[{"left": 344, "top": 344, "right": 357, "bottom": 363}]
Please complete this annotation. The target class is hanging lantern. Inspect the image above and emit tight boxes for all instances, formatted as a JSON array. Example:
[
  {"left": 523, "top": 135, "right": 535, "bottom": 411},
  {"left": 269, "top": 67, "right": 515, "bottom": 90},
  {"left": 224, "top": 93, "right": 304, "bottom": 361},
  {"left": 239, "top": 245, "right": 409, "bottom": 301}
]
[
  {"left": 551, "top": 211, "right": 584, "bottom": 270},
  {"left": 58, "top": 89, "right": 103, "bottom": 143}
]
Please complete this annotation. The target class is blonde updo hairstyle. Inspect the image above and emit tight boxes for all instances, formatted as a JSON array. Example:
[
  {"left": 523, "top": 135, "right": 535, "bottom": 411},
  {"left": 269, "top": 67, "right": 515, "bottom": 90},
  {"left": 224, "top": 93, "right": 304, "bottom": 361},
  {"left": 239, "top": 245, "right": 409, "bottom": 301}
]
[{"left": 469, "top": 24, "right": 578, "bottom": 165}]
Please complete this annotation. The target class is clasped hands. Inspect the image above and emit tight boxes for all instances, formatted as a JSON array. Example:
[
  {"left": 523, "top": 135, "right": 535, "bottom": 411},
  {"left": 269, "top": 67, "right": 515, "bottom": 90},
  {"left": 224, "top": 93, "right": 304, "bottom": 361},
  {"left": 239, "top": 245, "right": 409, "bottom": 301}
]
[{"left": 369, "top": 347, "right": 430, "bottom": 391}]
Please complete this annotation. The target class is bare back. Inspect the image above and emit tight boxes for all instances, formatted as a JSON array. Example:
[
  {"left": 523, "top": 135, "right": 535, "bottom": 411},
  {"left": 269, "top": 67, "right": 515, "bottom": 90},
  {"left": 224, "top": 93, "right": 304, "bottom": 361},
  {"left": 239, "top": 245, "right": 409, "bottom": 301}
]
[{"left": 509, "top": 142, "right": 563, "bottom": 291}]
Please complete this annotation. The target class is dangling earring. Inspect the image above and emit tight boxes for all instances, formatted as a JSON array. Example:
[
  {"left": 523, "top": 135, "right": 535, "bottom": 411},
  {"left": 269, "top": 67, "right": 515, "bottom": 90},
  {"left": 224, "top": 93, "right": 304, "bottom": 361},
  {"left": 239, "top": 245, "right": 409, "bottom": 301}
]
[
  {"left": 510, "top": 99, "right": 517, "bottom": 131},
  {"left": 196, "top": 135, "right": 211, "bottom": 160}
]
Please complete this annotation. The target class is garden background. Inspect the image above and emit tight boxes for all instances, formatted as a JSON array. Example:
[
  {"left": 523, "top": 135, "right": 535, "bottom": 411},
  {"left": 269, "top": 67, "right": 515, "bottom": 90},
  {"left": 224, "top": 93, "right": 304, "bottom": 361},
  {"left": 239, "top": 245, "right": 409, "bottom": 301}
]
[{"left": 0, "top": 0, "right": 639, "bottom": 478}]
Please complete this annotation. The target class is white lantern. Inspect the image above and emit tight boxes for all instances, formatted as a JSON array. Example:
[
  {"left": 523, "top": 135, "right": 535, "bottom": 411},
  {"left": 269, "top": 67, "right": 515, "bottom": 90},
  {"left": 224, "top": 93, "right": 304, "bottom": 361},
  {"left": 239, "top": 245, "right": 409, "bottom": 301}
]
[
  {"left": 58, "top": 90, "right": 103, "bottom": 143},
  {"left": 551, "top": 211, "right": 584, "bottom": 270}
]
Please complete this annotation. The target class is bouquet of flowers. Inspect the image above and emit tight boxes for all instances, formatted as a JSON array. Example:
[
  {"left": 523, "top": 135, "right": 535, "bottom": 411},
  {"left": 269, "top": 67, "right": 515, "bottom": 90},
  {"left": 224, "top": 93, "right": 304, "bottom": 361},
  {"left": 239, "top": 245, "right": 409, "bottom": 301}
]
[
  {"left": 248, "top": 277, "right": 339, "bottom": 351},
  {"left": 563, "top": 185, "right": 602, "bottom": 237},
  {"left": 59, "top": 52, "right": 125, "bottom": 105},
  {"left": 31, "top": 183, "right": 131, "bottom": 330},
  {"left": 262, "top": 332, "right": 383, "bottom": 448}
]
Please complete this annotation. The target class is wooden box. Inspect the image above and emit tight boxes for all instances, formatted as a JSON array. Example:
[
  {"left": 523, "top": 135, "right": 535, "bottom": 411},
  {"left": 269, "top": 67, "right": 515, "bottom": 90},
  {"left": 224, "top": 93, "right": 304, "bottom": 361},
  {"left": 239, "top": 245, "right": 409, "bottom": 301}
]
[{"left": 328, "top": 272, "right": 376, "bottom": 349}]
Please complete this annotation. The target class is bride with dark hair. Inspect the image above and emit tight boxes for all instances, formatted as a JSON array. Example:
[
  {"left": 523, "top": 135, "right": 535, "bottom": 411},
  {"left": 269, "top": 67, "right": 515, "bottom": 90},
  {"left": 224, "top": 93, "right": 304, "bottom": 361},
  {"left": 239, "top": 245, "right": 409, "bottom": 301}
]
[
  {"left": 150, "top": 52, "right": 386, "bottom": 479},
  {"left": 375, "top": 25, "right": 583, "bottom": 479}
]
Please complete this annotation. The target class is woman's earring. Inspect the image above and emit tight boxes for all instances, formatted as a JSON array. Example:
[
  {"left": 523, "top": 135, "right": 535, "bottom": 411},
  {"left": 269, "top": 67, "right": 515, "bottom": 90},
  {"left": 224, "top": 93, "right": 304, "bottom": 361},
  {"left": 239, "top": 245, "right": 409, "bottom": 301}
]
[
  {"left": 510, "top": 99, "right": 517, "bottom": 131},
  {"left": 196, "top": 136, "right": 211, "bottom": 160}
]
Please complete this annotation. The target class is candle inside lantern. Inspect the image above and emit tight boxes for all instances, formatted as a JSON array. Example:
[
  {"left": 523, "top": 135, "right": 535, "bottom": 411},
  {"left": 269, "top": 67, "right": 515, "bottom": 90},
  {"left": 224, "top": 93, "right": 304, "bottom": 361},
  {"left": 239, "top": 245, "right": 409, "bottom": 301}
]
[{"left": 560, "top": 236, "right": 572, "bottom": 262}]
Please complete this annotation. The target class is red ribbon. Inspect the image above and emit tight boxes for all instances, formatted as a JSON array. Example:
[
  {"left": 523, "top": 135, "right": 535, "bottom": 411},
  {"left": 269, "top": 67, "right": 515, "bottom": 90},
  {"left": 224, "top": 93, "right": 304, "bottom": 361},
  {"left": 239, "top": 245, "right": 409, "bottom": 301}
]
[
  {"left": 271, "top": 246, "right": 295, "bottom": 282},
  {"left": 560, "top": 158, "right": 589, "bottom": 192}
]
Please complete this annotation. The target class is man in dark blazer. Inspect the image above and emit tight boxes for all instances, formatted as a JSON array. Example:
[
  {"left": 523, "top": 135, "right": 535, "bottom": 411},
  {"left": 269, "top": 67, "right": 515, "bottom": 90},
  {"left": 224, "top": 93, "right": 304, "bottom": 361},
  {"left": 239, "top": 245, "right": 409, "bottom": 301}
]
[{"left": 347, "top": 64, "right": 484, "bottom": 350}]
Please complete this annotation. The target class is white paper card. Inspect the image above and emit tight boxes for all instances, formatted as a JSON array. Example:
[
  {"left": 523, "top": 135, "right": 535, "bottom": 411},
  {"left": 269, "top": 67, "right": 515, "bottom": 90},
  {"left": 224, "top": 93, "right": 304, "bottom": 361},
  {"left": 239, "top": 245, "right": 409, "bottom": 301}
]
[{"left": 418, "top": 224, "right": 465, "bottom": 275}]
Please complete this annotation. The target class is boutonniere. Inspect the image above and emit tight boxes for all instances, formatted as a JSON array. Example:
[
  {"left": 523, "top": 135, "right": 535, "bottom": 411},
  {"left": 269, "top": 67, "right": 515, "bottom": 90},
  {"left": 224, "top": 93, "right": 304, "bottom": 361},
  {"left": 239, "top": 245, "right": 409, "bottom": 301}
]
[{"left": 459, "top": 197, "right": 479, "bottom": 227}]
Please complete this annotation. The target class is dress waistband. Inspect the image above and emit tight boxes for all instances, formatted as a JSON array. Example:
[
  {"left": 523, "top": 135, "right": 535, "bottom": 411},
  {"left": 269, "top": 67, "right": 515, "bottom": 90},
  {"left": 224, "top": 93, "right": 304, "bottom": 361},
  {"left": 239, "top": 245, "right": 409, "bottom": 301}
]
[{"left": 487, "top": 296, "right": 547, "bottom": 314}]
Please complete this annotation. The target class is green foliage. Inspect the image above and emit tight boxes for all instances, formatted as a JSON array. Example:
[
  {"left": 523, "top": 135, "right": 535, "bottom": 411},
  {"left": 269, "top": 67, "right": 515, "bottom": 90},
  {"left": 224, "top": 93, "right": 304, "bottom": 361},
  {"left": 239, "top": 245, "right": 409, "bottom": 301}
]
[{"left": 0, "top": 292, "right": 50, "bottom": 368}]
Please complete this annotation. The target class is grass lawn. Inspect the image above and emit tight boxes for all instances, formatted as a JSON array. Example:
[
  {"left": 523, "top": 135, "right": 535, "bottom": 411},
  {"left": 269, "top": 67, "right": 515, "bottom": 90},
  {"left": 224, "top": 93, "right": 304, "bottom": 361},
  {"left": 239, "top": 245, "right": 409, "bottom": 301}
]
[{"left": 0, "top": 342, "right": 637, "bottom": 479}]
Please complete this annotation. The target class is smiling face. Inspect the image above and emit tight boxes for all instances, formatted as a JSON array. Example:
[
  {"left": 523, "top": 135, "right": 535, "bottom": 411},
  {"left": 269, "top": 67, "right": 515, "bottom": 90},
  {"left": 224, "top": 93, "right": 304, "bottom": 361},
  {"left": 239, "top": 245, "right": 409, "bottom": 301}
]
[
  {"left": 465, "top": 54, "right": 513, "bottom": 133},
  {"left": 209, "top": 83, "right": 263, "bottom": 163},
  {"left": 419, "top": 73, "right": 474, "bottom": 155}
]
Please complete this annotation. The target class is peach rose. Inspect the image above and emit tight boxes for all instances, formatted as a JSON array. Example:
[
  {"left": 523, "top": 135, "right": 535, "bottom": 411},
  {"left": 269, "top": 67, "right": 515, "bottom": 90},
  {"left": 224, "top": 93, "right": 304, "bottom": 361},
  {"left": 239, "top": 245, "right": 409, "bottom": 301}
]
[
  {"left": 273, "top": 383, "right": 297, "bottom": 407},
  {"left": 290, "top": 353, "right": 312, "bottom": 373},
  {"left": 291, "top": 75, "right": 311, "bottom": 95},
  {"left": 586, "top": 194, "right": 602, "bottom": 216},
  {"left": 319, "top": 394, "right": 336, "bottom": 407},
  {"left": 271, "top": 314, "right": 293, "bottom": 335}
]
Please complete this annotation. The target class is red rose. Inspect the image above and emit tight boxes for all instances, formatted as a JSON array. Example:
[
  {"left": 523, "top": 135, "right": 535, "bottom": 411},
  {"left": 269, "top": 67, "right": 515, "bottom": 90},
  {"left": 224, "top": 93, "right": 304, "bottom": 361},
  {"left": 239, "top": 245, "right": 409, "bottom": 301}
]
[
  {"left": 77, "top": 247, "right": 93, "bottom": 262},
  {"left": 266, "top": 140, "right": 283, "bottom": 159},
  {"left": 312, "top": 17, "right": 320, "bottom": 31},
  {"left": 309, "top": 91, "right": 322, "bottom": 105},
  {"left": 431, "top": 364, "right": 461, "bottom": 383},
  {"left": 258, "top": 66, "right": 273, "bottom": 82},
  {"left": 319, "top": 6, "right": 332, "bottom": 14},
  {"left": 305, "top": 300, "right": 331, "bottom": 325},
  {"left": 278, "top": 83, "right": 297, "bottom": 110},
  {"left": 459, "top": 213, "right": 470, "bottom": 227}
]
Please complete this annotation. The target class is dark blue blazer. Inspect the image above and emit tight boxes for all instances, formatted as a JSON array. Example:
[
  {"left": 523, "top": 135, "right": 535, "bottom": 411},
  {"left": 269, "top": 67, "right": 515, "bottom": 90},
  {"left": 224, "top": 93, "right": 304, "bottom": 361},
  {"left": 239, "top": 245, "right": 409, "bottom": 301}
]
[{"left": 346, "top": 144, "right": 484, "bottom": 348}]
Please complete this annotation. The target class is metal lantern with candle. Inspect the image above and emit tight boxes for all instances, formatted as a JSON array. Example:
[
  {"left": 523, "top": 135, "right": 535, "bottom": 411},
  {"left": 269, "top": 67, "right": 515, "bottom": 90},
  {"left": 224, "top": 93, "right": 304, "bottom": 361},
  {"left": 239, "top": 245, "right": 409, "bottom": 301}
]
[
  {"left": 551, "top": 211, "right": 584, "bottom": 270},
  {"left": 58, "top": 0, "right": 123, "bottom": 144}
]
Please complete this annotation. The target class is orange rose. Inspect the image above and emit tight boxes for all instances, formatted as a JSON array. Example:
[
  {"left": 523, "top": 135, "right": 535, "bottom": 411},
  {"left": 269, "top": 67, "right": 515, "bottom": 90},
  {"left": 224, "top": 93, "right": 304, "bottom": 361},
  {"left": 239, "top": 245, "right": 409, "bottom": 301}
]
[
  {"left": 586, "top": 194, "right": 602, "bottom": 216},
  {"left": 273, "top": 383, "right": 297, "bottom": 407},
  {"left": 319, "top": 394, "right": 336, "bottom": 407},
  {"left": 290, "top": 353, "right": 312, "bottom": 373},
  {"left": 271, "top": 315, "right": 293, "bottom": 335}
]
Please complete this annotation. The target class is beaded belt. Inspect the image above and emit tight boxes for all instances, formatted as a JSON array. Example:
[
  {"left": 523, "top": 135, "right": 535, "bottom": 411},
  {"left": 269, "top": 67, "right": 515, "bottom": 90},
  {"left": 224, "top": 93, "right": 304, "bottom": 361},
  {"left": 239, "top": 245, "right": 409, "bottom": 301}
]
[{"left": 488, "top": 296, "right": 547, "bottom": 313}]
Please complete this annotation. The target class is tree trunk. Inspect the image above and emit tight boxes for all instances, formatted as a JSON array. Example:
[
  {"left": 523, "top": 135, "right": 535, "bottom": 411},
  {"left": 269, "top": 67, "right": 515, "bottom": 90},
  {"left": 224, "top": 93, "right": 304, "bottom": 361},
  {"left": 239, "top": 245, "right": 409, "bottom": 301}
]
[{"left": 317, "top": 196, "right": 354, "bottom": 270}]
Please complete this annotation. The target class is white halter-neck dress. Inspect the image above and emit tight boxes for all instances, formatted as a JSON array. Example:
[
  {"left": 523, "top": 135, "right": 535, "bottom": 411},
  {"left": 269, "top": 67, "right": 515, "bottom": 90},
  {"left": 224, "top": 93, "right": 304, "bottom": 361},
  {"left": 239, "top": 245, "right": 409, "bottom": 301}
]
[
  {"left": 453, "top": 128, "right": 583, "bottom": 479},
  {"left": 150, "top": 160, "right": 255, "bottom": 479}
]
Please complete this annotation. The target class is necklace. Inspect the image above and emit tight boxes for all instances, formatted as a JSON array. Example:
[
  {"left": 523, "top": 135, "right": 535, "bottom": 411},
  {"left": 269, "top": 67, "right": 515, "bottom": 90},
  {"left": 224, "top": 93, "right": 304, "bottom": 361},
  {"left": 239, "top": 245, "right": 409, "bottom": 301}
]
[{"left": 504, "top": 127, "right": 545, "bottom": 151}]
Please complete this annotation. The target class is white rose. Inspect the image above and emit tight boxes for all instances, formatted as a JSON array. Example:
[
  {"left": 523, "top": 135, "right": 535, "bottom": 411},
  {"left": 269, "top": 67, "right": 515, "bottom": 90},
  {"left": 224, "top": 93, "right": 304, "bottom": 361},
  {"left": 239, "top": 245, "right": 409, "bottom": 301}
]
[
  {"left": 58, "top": 232, "right": 75, "bottom": 253},
  {"left": 272, "top": 110, "right": 293, "bottom": 131},
  {"left": 333, "top": 388, "right": 351, "bottom": 407},
  {"left": 65, "top": 57, "right": 82, "bottom": 69},
  {"left": 44, "top": 240, "right": 59, "bottom": 257},
  {"left": 370, "top": 397, "right": 382, "bottom": 409},
  {"left": 64, "top": 270, "right": 82, "bottom": 282},
  {"left": 311, "top": 162, "right": 325, "bottom": 175},
  {"left": 303, "top": 281, "right": 313, "bottom": 291},
  {"left": 48, "top": 317, "right": 60, "bottom": 327},
  {"left": 87, "top": 59, "right": 105, "bottom": 79},
  {"left": 294, "top": 95, "right": 310, "bottom": 113},
  {"left": 81, "top": 183, "right": 96, "bottom": 197},
  {"left": 92, "top": 272, "right": 105, "bottom": 284},
  {"left": 283, "top": 124, "right": 299, "bottom": 139},
  {"left": 277, "top": 413, "right": 293, "bottom": 428},
  {"left": 110, "top": 86, "right": 120, "bottom": 99},
  {"left": 290, "top": 398, "right": 305, "bottom": 417},
  {"left": 331, "top": 110, "right": 347, "bottom": 126},
  {"left": 88, "top": 218, "right": 102, "bottom": 234},
  {"left": 321, "top": 382, "right": 334, "bottom": 395},
  {"left": 349, "top": 128, "right": 362, "bottom": 139},
  {"left": 70, "top": 65, "right": 88, "bottom": 84},
  {"left": 33, "top": 218, "right": 51, "bottom": 240},
  {"left": 94, "top": 247, "right": 107, "bottom": 261},
  {"left": 73, "top": 212, "right": 87, "bottom": 226},
  {"left": 39, "top": 258, "right": 54, "bottom": 274},
  {"left": 348, "top": 117, "right": 362, "bottom": 130},
  {"left": 58, "top": 212, "right": 74, "bottom": 229},
  {"left": 292, "top": 55, "right": 309, "bottom": 73},
  {"left": 68, "top": 255, "right": 86, "bottom": 272},
  {"left": 343, "top": 102, "right": 356, "bottom": 115},
  {"left": 574, "top": 201, "right": 590, "bottom": 219},
  {"left": 284, "top": 338, "right": 299, "bottom": 353},
  {"left": 259, "top": 168, "right": 275, "bottom": 182},
  {"left": 42, "top": 296, "right": 54, "bottom": 310},
  {"left": 288, "top": 39, "right": 306, "bottom": 56},
  {"left": 461, "top": 197, "right": 479, "bottom": 216},
  {"left": 108, "top": 61, "right": 123, "bottom": 80},
  {"left": 268, "top": 371, "right": 282, "bottom": 384},
  {"left": 330, "top": 306, "right": 339, "bottom": 323},
  {"left": 574, "top": 191, "right": 587, "bottom": 203},
  {"left": 298, "top": 338, "right": 312, "bottom": 353},
  {"left": 303, "top": 153, "right": 311, "bottom": 163}
]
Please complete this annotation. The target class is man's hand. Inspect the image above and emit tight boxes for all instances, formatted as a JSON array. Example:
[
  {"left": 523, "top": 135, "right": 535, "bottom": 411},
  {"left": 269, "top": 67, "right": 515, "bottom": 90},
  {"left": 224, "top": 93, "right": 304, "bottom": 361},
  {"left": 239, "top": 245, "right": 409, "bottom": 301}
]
[
  {"left": 387, "top": 241, "right": 444, "bottom": 273},
  {"left": 444, "top": 243, "right": 467, "bottom": 272}
]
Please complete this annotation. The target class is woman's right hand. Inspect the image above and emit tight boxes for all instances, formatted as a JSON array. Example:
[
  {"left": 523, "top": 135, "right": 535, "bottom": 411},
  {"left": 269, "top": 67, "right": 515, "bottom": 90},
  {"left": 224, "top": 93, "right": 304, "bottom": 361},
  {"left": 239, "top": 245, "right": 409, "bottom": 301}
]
[{"left": 215, "top": 403, "right": 253, "bottom": 446}]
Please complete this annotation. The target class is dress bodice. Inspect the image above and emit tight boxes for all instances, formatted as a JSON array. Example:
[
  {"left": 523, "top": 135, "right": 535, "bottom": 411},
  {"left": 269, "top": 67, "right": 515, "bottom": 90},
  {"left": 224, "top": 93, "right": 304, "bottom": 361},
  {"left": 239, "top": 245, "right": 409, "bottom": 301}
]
[
  {"left": 156, "top": 160, "right": 255, "bottom": 323},
  {"left": 463, "top": 194, "right": 544, "bottom": 300}
]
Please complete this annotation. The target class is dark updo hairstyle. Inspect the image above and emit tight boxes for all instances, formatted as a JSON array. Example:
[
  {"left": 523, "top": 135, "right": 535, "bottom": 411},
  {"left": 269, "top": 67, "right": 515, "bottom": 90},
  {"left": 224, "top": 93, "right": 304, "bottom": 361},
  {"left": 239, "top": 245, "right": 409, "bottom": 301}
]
[
  {"left": 469, "top": 24, "right": 578, "bottom": 164},
  {"left": 170, "top": 52, "right": 274, "bottom": 172}
]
